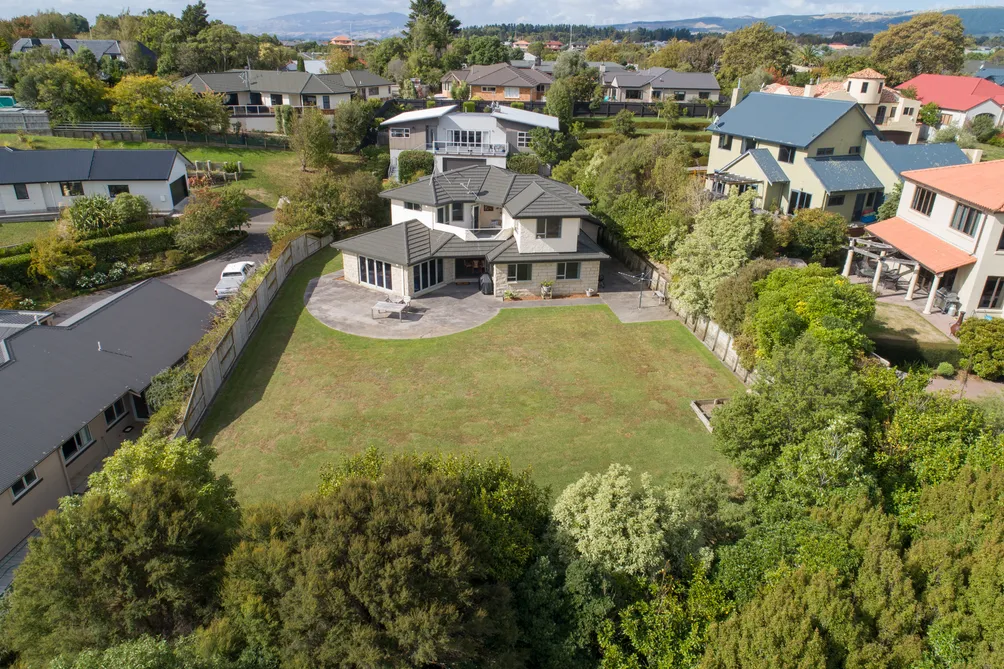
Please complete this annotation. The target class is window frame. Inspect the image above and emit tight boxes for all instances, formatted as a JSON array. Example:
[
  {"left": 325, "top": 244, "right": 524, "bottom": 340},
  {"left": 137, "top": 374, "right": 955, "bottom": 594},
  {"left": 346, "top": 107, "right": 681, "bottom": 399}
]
[
  {"left": 815, "top": 147, "right": 834, "bottom": 157},
  {"left": 828, "top": 194, "right": 846, "bottom": 207},
  {"left": 698, "top": 91, "right": 710, "bottom": 100},
  {"left": 718, "top": 134, "right": 733, "bottom": 150},
  {"left": 849, "top": 146, "right": 861, "bottom": 155},
  {"left": 107, "top": 185, "right": 130, "bottom": 198},
  {"left": 556, "top": 261, "right": 580, "bottom": 280},
  {"left": 778, "top": 144, "right": 796, "bottom": 163},
  {"left": 861, "top": 82, "right": 869, "bottom": 93},
  {"left": 674, "top": 90, "right": 686, "bottom": 101},
  {"left": 104, "top": 397, "right": 128, "bottom": 427},
  {"left": 481, "top": 86, "right": 496, "bottom": 93},
  {"left": 504, "top": 86, "right": 520, "bottom": 99},
  {"left": 403, "top": 201, "right": 421, "bottom": 211},
  {"left": 61, "top": 425, "right": 95, "bottom": 463},
  {"left": 60, "top": 181, "right": 84, "bottom": 196},
  {"left": 910, "top": 187, "right": 937, "bottom": 216},
  {"left": 13, "top": 183, "right": 29, "bottom": 200},
  {"left": 787, "top": 190, "right": 812, "bottom": 214},
  {"left": 535, "top": 217, "right": 562, "bottom": 239},
  {"left": 507, "top": 263, "right": 532, "bottom": 282},
  {"left": 979, "top": 276, "right": 1004, "bottom": 310},
  {"left": 390, "top": 127, "right": 411, "bottom": 138},
  {"left": 412, "top": 258, "right": 444, "bottom": 293},
  {"left": 516, "top": 131, "right": 531, "bottom": 148},
  {"left": 359, "top": 255, "right": 393, "bottom": 290},
  {"left": 950, "top": 203, "right": 983, "bottom": 237},
  {"left": 10, "top": 468, "right": 39, "bottom": 502},
  {"left": 624, "top": 89, "right": 643, "bottom": 100}
]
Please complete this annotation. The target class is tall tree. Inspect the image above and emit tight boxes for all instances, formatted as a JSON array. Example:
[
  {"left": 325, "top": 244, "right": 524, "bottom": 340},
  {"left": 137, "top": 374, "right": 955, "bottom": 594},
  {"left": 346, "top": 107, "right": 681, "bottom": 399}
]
[
  {"left": 289, "top": 107, "right": 334, "bottom": 171},
  {"left": 682, "top": 36, "right": 723, "bottom": 72},
  {"left": 467, "top": 35, "right": 511, "bottom": 65},
  {"left": 15, "top": 60, "right": 107, "bottom": 125},
  {"left": 719, "top": 22, "right": 792, "bottom": 84},
  {"left": 870, "top": 12, "right": 965, "bottom": 86},
  {"left": 179, "top": 1, "right": 209, "bottom": 39}
]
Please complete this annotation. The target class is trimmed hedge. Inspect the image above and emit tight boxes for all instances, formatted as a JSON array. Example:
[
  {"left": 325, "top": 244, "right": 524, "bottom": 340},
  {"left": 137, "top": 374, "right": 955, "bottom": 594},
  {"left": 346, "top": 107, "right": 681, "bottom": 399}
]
[
  {"left": 0, "top": 253, "right": 33, "bottom": 286},
  {"left": 80, "top": 227, "right": 175, "bottom": 262},
  {"left": 0, "top": 242, "right": 34, "bottom": 258},
  {"left": 397, "top": 150, "right": 435, "bottom": 183}
]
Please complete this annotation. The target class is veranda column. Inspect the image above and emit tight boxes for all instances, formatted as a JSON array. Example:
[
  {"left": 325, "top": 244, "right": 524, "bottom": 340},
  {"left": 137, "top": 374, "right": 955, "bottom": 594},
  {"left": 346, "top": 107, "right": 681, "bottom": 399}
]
[
  {"left": 924, "top": 273, "right": 943, "bottom": 314},
  {"left": 842, "top": 240, "right": 856, "bottom": 277},
  {"left": 871, "top": 252, "right": 886, "bottom": 293},
  {"left": 905, "top": 266, "right": 920, "bottom": 301}
]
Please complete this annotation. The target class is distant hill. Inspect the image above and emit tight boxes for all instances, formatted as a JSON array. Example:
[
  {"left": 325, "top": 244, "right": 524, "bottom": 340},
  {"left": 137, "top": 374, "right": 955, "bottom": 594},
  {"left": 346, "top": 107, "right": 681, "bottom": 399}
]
[
  {"left": 615, "top": 7, "right": 1004, "bottom": 36},
  {"left": 237, "top": 11, "right": 408, "bottom": 40}
]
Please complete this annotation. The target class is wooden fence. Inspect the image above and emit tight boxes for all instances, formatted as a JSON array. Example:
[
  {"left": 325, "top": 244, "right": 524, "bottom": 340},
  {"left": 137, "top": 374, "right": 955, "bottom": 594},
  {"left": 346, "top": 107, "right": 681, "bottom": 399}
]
[
  {"left": 179, "top": 232, "right": 332, "bottom": 436},
  {"left": 598, "top": 227, "right": 756, "bottom": 385}
]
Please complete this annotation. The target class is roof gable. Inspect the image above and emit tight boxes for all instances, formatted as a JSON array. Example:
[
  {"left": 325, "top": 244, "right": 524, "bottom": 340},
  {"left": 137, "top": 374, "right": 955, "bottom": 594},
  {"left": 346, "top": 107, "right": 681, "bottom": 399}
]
[
  {"left": 708, "top": 93, "right": 869, "bottom": 148},
  {"left": 0, "top": 148, "right": 182, "bottom": 185}
]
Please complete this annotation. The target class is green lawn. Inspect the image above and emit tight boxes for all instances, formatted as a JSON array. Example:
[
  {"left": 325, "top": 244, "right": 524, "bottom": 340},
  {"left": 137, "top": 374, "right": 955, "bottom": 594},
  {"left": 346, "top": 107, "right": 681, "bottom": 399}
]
[
  {"left": 978, "top": 142, "right": 1004, "bottom": 162},
  {"left": 198, "top": 249, "right": 741, "bottom": 504},
  {"left": 865, "top": 302, "right": 960, "bottom": 366},
  {"left": 0, "top": 219, "right": 56, "bottom": 247}
]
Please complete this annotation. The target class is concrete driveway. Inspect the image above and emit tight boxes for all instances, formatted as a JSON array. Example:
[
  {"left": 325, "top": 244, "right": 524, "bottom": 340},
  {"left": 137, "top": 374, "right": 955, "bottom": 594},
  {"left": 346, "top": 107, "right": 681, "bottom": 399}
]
[{"left": 49, "top": 208, "right": 274, "bottom": 324}]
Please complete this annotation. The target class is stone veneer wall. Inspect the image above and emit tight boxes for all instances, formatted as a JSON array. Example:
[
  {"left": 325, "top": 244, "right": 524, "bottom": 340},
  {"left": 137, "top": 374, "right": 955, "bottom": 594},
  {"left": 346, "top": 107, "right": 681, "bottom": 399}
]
[
  {"left": 492, "top": 260, "right": 600, "bottom": 297},
  {"left": 340, "top": 251, "right": 406, "bottom": 297}
]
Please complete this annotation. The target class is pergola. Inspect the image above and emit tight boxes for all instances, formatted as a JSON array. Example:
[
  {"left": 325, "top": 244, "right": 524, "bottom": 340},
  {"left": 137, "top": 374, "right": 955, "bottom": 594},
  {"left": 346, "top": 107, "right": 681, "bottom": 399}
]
[{"left": 841, "top": 236, "right": 928, "bottom": 302}]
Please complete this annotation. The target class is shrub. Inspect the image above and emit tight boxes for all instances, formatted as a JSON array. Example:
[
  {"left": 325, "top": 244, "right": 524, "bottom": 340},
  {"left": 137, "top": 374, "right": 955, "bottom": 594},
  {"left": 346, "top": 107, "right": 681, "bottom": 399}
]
[
  {"left": 957, "top": 318, "right": 1004, "bottom": 380},
  {"left": 0, "top": 241, "right": 35, "bottom": 258},
  {"left": 712, "top": 259, "right": 785, "bottom": 336},
  {"left": 80, "top": 227, "right": 175, "bottom": 262},
  {"left": 510, "top": 101, "right": 525, "bottom": 109},
  {"left": 146, "top": 365, "right": 196, "bottom": 411},
  {"left": 221, "top": 160, "right": 240, "bottom": 173},
  {"left": 462, "top": 100, "right": 476, "bottom": 112},
  {"left": 173, "top": 188, "right": 249, "bottom": 254},
  {"left": 506, "top": 153, "right": 541, "bottom": 174},
  {"left": 969, "top": 115, "right": 998, "bottom": 143},
  {"left": 111, "top": 193, "right": 151, "bottom": 225},
  {"left": 397, "top": 150, "right": 435, "bottom": 183},
  {"left": 0, "top": 284, "right": 19, "bottom": 308},
  {"left": 165, "top": 249, "right": 186, "bottom": 268},
  {"left": 780, "top": 209, "right": 848, "bottom": 263},
  {"left": 612, "top": 109, "right": 637, "bottom": 137},
  {"left": 66, "top": 195, "right": 120, "bottom": 237},
  {"left": 0, "top": 254, "right": 34, "bottom": 286},
  {"left": 936, "top": 361, "right": 956, "bottom": 377},
  {"left": 29, "top": 232, "right": 96, "bottom": 288}
]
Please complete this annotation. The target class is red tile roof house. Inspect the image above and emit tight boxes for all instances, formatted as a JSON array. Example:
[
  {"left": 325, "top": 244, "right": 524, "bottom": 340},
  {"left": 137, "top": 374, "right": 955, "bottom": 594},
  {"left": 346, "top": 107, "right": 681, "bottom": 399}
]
[
  {"left": 843, "top": 160, "right": 1004, "bottom": 316},
  {"left": 896, "top": 74, "right": 1004, "bottom": 130}
]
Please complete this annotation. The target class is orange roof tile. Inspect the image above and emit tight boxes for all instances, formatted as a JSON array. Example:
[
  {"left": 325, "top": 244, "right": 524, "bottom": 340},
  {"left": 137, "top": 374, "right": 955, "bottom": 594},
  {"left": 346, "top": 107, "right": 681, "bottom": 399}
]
[
  {"left": 865, "top": 217, "right": 977, "bottom": 274},
  {"left": 847, "top": 68, "right": 887, "bottom": 80},
  {"left": 901, "top": 160, "right": 1004, "bottom": 212},
  {"left": 879, "top": 88, "right": 902, "bottom": 103}
]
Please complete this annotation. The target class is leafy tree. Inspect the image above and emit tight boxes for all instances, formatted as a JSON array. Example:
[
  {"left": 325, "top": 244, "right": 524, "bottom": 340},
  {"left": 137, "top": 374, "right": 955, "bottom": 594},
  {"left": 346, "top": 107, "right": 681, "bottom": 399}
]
[
  {"left": 289, "top": 107, "right": 333, "bottom": 171},
  {"left": 795, "top": 44, "right": 821, "bottom": 67},
  {"left": 2, "top": 436, "right": 238, "bottom": 666},
  {"left": 173, "top": 187, "right": 249, "bottom": 253},
  {"left": 28, "top": 232, "right": 96, "bottom": 288},
  {"left": 605, "top": 192, "right": 690, "bottom": 260},
  {"left": 918, "top": 101, "right": 941, "bottom": 127},
  {"left": 72, "top": 46, "right": 99, "bottom": 76},
  {"left": 272, "top": 171, "right": 386, "bottom": 239},
  {"left": 168, "top": 85, "right": 230, "bottom": 132},
  {"left": 871, "top": 12, "right": 965, "bottom": 85},
  {"left": 295, "top": 55, "right": 305, "bottom": 71},
  {"left": 719, "top": 22, "right": 792, "bottom": 84},
  {"left": 552, "top": 51, "right": 601, "bottom": 102},
  {"left": 682, "top": 36, "right": 723, "bottom": 72},
  {"left": 658, "top": 98, "right": 681, "bottom": 130},
  {"left": 65, "top": 196, "right": 121, "bottom": 238},
  {"left": 932, "top": 122, "right": 977, "bottom": 148},
  {"left": 331, "top": 98, "right": 379, "bottom": 153},
  {"left": 528, "top": 41, "right": 545, "bottom": 57},
  {"left": 398, "top": 149, "right": 435, "bottom": 182},
  {"left": 778, "top": 208, "right": 848, "bottom": 262},
  {"left": 467, "top": 35, "right": 510, "bottom": 65},
  {"left": 529, "top": 126, "right": 577, "bottom": 165},
  {"left": 450, "top": 80, "right": 470, "bottom": 100},
  {"left": 15, "top": 60, "right": 107, "bottom": 125},
  {"left": 256, "top": 42, "right": 296, "bottom": 70},
  {"left": 877, "top": 181, "right": 902, "bottom": 220},
  {"left": 179, "top": 1, "right": 209, "bottom": 38},
  {"left": 648, "top": 40, "right": 691, "bottom": 69},
  {"left": 970, "top": 114, "right": 998, "bottom": 142},
  {"left": 585, "top": 40, "right": 621, "bottom": 63},
  {"left": 958, "top": 318, "right": 1004, "bottom": 380},
  {"left": 553, "top": 464, "right": 704, "bottom": 577},
  {"left": 507, "top": 152, "right": 542, "bottom": 175},
  {"left": 611, "top": 109, "right": 636, "bottom": 138},
  {"left": 712, "top": 258, "right": 785, "bottom": 336},
  {"left": 109, "top": 74, "right": 173, "bottom": 131},
  {"left": 544, "top": 78, "right": 575, "bottom": 128},
  {"left": 0, "top": 284, "right": 20, "bottom": 309},
  {"left": 367, "top": 36, "right": 407, "bottom": 78},
  {"left": 669, "top": 191, "right": 770, "bottom": 316},
  {"left": 324, "top": 47, "right": 350, "bottom": 73}
]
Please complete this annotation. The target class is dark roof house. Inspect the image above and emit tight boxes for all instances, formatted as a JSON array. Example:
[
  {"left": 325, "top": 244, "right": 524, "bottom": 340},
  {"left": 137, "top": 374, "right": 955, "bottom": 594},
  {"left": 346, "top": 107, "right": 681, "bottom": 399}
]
[
  {"left": 176, "top": 70, "right": 354, "bottom": 97},
  {"left": 443, "top": 63, "right": 552, "bottom": 89},
  {"left": 0, "top": 148, "right": 190, "bottom": 186},
  {"left": 10, "top": 38, "right": 155, "bottom": 63}
]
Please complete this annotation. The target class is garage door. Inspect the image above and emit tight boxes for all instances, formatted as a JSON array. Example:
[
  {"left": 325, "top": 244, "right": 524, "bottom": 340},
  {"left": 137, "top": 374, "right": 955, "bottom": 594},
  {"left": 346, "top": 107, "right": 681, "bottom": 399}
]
[
  {"left": 169, "top": 176, "right": 189, "bottom": 206},
  {"left": 443, "top": 158, "right": 487, "bottom": 172}
]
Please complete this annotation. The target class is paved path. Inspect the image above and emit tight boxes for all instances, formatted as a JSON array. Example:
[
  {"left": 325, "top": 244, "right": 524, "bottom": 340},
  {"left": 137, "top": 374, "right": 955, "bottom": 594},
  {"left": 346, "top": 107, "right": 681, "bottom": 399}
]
[
  {"left": 49, "top": 209, "right": 273, "bottom": 324},
  {"left": 928, "top": 374, "right": 1004, "bottom": 400}
]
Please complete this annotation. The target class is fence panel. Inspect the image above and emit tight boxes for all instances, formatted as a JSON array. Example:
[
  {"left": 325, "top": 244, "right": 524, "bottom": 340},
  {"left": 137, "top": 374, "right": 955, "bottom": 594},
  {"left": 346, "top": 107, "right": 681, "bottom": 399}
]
[{"left": 179, "top": 232, "right": 333, "bottom": 435}]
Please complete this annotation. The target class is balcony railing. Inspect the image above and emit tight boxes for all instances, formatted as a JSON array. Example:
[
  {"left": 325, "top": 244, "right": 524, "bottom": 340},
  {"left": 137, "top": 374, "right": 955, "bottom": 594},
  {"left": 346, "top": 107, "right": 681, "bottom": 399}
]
[
  {"left": 227, "top": 105, "right": 336, "bottom": 117},
  {"left": 428, "top": 141, "right": 508, "bottom": 156}
]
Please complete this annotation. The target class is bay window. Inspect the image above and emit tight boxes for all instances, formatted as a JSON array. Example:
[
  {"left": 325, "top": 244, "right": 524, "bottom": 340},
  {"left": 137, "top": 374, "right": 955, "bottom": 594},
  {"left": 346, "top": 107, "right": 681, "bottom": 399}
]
[{"left": 359, "top": 255, "right": 393, "bottom": 290}]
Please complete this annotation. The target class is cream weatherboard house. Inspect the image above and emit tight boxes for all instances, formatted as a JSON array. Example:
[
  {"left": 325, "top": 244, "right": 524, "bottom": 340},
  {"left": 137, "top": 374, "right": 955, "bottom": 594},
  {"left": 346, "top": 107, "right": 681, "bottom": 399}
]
[
  {"left": 705, "top": 93, "right": 971, "bottom": 222},
  {"left": 333, "top": 166, "right": 608, "bottom": 299},
  {"left": 845, "top": 160, "right": 1004, "bottom": 317}
]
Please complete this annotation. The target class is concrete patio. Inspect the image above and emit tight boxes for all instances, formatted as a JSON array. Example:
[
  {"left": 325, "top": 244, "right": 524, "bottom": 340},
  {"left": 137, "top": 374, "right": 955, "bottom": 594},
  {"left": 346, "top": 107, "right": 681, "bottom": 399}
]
[{"left": 304, "top": 260, "right": 677, "bottom": 340}]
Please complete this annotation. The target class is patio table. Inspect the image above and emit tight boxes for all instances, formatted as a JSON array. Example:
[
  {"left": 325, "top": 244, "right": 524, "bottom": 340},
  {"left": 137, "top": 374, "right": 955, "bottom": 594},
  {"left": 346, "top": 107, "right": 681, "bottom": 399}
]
[{"left": 371, "top": 301, "right": 408, "bottom": 321}]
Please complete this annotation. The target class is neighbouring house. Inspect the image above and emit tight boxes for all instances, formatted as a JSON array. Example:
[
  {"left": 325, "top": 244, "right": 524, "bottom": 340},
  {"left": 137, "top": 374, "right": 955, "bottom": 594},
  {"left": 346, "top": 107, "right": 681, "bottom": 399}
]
[
  {"left": 845, "top": 160, "right": 1004, "bottom": 317},
  {"left": 332, "top": 165, "right": 609, "bottom": 299},
  {"left": 336, "top": 69, "right": 394, "bottom": 100},
  {"left": 896, "top": 74, "right": 1004, "bottom": 128},
  {"left": 0, "top": 148, "right": 192, "bottom": 218},
  {"left": 546, "top": 40, "right": 563, "bottom": 51},
  {"left": 0, "top": 279, "right": 213, "bottom": 564},
  {"left": 513, "top": 40, "right": 531, "bottom": 51},
  {"left": 284, "top": 58, "right": 326, "bottom": 74},
  {"left": 763, "top": 69, "right": 922, "bottom": 144},
  {"left": 329, "top": 35, "right": 356, "bottom": 48},
  {"left": 972, "top": 66, "right": 1004, "bottom": 86},
  {"left": 174, "top": 70, "right": 354, "bottom": 132},
  {"left": 0, "top": 107, "right": 50, "bottom": 135},
  {"left": 601, "top": 67, "right": 721, "bottom": 103},
  {"left": 705, "top": 93, "right": 971, "bottom": 222},
  {"left": 827, "top": 43, "right": 852, "bottom": 50},
  {"left": 10, "top": 38, "right": 156, "bottom": 66},
  {"left": 442, "top": 63, "right": 552, "bottom": 103},
  {"left": 381, "top": 104, "right": 559, "bottom": 178}
]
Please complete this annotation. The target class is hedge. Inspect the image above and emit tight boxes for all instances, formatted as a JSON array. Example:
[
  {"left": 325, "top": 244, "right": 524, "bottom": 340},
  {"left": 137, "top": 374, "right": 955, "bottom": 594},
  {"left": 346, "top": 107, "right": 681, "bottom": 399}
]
[
  {"left": 0, "top": 242, "right": 35, "bottom": 258},
  {"left": 397, "top": 150, "right": 435, "bottom": 183},
  {"left": 0, "top": 253, "right": 33, "bottom": 286},
  {"left": 80, "top": 227, "right": 175, "bottom": 262}
]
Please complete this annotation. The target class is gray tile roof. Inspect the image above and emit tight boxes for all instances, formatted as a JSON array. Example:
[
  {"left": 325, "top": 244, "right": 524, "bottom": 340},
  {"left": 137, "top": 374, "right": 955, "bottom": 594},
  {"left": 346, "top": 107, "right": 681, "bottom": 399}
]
[
  {"left": 11, "top": 38, "right": 154, "bottom": 61},
  {"left": 805, "top": 156, "right": 884, "bottom": 193},
  {"left": 0, "top": 280, "right": 213, "bottom": 494},
  {"left": 175, "top": 70, "right": 353, "bottom": 96},
  {"left": 435, "top": 238, "right": 504, "bottom": 258},
  {"left": 602, "top": 67, "right": 719, "bottom": 91},
  {"left": 445, "top": 63, "right": 552, "bottom": 87},
  {"left": 487, "top": 231, "right": 610, "bottom": 263},
  {"left": 864, "top": 134, "right": 969, "bottom": 177},
  {"left": 337, "top": 70, "right": 393, "bottom": 88},
  {"left": 708, "top": 93, "right": 871, "bottom": 148},
  {"left": 381, "top": 166, "right": 592, "bottom": 218},
  {"left": 0, "top": 148, "right": 187, "bottom": 185},
  {"left": 332, "top": 220, "right": 454, "bottom": 266}
]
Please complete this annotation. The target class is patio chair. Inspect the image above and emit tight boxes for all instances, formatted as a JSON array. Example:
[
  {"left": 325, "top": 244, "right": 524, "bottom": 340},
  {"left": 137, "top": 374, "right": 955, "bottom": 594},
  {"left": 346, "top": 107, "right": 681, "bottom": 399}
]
[{"left": 855, "top": 261, "right": 875, "bottom": 278}]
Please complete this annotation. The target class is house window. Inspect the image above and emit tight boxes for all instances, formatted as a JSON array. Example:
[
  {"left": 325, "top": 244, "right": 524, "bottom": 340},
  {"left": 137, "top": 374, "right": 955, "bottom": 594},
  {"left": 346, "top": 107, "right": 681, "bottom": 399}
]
[
  {"left": 302, "top": 95, "right": 316, "bottom": 107},
  {"left": 815, "top": 148, "right": 834, "bottom": 156},
  {"left": 413, "top": 258, "right": 444, "bottom": 292},
  {"left": 911, "top": 187, "right": 936, "bottom": 216},
  {"left": 861, "top": 82, "right": 869, "bottom": 93},
  {"left": 828, "top": 194, "right": 846, "bottom": 207},
  {"left": 108, "top": 185, "right": 130, "bottom": 198},
  {"left": 998, "top": 228, "right": 1004, "bottom": 251},
  {"left": 718, "top": 134, "right": 733, "bottom": 150},
  {"left": 878, "top": 82, "right": 884, "bottom": 92},
  {"left": 674, "top": 91, "right": 686, "bottom": 101},
  {"left": 979, "top": 276, "right": 1004, "bottom": 309},
  {"left": 322, "top": 95, "right": 330, "bottom": 109},
  {"left": 359, "top": 255, "right": 393, "bottom": 290},
  {"left": 270, "top": 94, "right": 283, "bottom": 105},
  {"left": 517, "top": 131, "right": 530, "bottom": 148},
  {"left": 556, "top": 262, "right": 580, "bottom": 280},
  {"left": 651, "top": 90, "right": 661, "bottom": 99},
  {"left": 788, "top": 190, "right": 812, "bottom": 214},
  {"left": 951, "top": 203, "right": 983, "bottom": 236},
  {"left": 866, "top": 192, "right": 876, "bottom": 207},
  {"left": 849, "top": 146, "right": 861, "bottom": 154},
  {"left": 13, "top": 183, "right": 29, "bottom": 200},
  {"left": 889, "top": 107, "right": 896, "bottom": 120},
  {"left": 504, "top": 86, "right": 520, "bottom": 99},
  {"left": 452, "top": 202, "right": 463, "bottom": 221},
  {"left": 104, "top": 397, "right": 128, "bottom": 427},
  {"left": 507, "top": 263, "right": 532, "bottom": 281},
  {"left": 904, "top": 107, "right": 915, "bottom": 116},
  {"left": 846, "top": 81, "right": 852, "bottom": 92},
  {"left": 368, "top": 87, "right": 380, "bottom": 96},
  {"left": 940, "top": 113, "right": 954, "bottom": 126},
  {"left": 132, "top": 392, "right": 150, "bottom": 421},
  {"left": 404, "top": 201, "right": 421, "bottom": 211},
  {"left": 448, "top": 130, "right": 483, "bottom": 146},
  {"left": 61, "top": 425, "right": 94, "bottom": 462},
  {"left": 60, "top": 181, "right": 84, "bottom": 196},
  {"left": 778, "top": 144, "right": 796, "bottom": 163},
  {"left": 437, "top": 204, "right": 463, "bottom": 223},
  {"left": 742, "top": 137, "right": 757, "bottom": 152},
  {"left": 625, "top": 89, "right": 642, "bottom": 100},
  {"left": 390, "top": 127, "right": 411, "bottom": 138},
  {"left": 536, "top": 217, "right": 562, "bottom": 239},
  {"left": 9, "top": 468, "right": 38, "bottom": 502},
  {"left": 536, "top": 84, "right": 546, "bottom": 93},
  {"left": 481, "top": 86, "right": 496, "bottom": 93},
  {"left": 699, "top": 91, "right": 710, "bottom": 100}
]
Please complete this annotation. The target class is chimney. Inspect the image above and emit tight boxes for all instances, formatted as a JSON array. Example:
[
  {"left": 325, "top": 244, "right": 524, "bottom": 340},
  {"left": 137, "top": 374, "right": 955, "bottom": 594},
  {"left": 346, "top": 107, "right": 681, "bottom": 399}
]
[
  {"left": 730, "top": 78, "right": 743, "bottom": 108},
  {"left": 803, "top": 78, "right": 816, "bottom": 98}
]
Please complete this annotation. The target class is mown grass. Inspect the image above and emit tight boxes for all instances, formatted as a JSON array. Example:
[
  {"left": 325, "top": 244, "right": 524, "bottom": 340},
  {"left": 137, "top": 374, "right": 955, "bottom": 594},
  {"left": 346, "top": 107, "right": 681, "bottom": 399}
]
[
  {"left": 977, "top": 142, "right": 1004, "bottom": 162},
  {"left": 199, "top": 249, "right": 741, "bottom": 504},
  {"left": 865, "top": 302, "right": 960, "bottom": 367},
  {"left": 0, "top": 219, "right": 56, "bottom": 247}
]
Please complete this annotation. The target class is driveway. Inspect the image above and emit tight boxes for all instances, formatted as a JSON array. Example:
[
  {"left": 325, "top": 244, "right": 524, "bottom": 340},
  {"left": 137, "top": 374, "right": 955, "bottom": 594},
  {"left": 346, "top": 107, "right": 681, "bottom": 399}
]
[{"left": 49, "top": 208, "right": 273, "bottom": 324}]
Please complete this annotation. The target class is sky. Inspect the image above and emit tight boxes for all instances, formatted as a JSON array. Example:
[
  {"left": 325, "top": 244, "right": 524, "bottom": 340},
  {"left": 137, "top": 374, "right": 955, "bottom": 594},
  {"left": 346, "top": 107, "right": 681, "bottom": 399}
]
[{"left": 3, "top": 0, "right": 948, "bottom": 28}]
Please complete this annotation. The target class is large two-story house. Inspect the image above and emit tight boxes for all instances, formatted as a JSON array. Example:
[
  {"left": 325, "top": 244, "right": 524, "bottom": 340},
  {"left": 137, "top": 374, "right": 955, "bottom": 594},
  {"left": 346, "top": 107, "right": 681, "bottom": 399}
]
[
  {"left": 763, "top": 68, "right": 922, "bottom": 144},
  {"left": 601, "top": 67, "right": 721, "bottom": 103},
  {"left": 381, "top": 104, "right": 559, "bottom": 178},
  {"left": 441, "top": 63, "right": 552, "bottom": 103},
  {"left": 846, "top": 160, "right": 1004, "bottom": 317},
  {"left": 705, "top": 93, "right": 970, "bottom": 222},
  {"left": 332, "top": 165, "right": 609, "bottom": 298},
  {"left": 896, "top": 74, "right": 1004, "bottom": 129}
]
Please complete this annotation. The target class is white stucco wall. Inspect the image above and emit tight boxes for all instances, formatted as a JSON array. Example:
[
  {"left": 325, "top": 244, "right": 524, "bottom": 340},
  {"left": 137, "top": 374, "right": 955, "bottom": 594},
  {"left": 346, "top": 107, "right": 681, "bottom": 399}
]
[{"left": 509, "top": 212, "right": 582, "bottom": 254}]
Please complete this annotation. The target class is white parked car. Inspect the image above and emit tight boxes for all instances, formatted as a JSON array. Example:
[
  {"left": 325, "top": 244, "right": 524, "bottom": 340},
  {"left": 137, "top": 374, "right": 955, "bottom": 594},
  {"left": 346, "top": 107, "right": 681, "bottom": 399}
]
[{"left": 214, "top": 261, "right": 256, "bottom": 299}]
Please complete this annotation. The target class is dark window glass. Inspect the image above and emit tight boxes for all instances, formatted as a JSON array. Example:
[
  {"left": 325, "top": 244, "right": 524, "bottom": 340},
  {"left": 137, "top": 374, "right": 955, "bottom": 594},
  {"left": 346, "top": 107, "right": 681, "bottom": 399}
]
[
  {"left": 951, "top": 204, "right": 983, "bottom": 236},
  {"left": 979, "top": 276, "right": 1004, "bottom": 309},
  {"left": 557, "top": 262, "right": 580, "bottom": 279},
  {"left": 452, "top": 202, "right": 463, "bottom": 221},
  {"left": 828, "top": 194, "right": 845, "bottom": 207},
  {"left": 108, "top": 185, "right": 130, "bottom": 198},
  {"left": 60, "top": 181, "right": 84, "bottom": 196},
  {"left": 816, "top": 148, "right": 834, "bottom": 156},
  {"left": 536, "top": 217, "right": 561, "bottom": 239},
  {"left": 13, "top": 183, "right": 29, "bottom": 200},
  {"left": 778, "top": 145, "right": 796, "bottom": 163},
  {"left": 911, "top": 187, "right": 936, "bottom": 216},
  {"left": 718, "top": 134, "right": 733, "bottom": 150}
]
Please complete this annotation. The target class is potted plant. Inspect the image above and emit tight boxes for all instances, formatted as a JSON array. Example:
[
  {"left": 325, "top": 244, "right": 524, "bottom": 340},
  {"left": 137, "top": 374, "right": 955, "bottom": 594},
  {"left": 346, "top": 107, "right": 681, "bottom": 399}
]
[{"left": 540, "top": 280, "right": 554, "bottom": 299}]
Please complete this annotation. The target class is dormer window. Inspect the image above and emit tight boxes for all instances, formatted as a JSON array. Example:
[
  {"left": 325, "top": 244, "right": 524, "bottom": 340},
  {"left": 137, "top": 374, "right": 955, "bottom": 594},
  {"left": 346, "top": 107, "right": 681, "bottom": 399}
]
[{"left": 861, "top": 82, "right": 869, "bottom": 94}]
